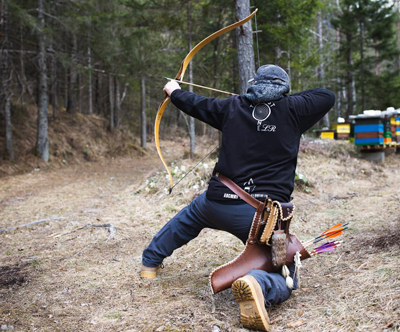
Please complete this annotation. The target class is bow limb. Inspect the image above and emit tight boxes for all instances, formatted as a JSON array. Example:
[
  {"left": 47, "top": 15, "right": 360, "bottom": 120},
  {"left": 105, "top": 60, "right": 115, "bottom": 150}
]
[
  {"left": 176, "top": 8, "right": 258, "bottom": 81},
  {"left": 154, "top": 95, "right": 174, "bottom": 192},
  {"left": 155, "top": 8, "right": 258, "bottom": 193}
]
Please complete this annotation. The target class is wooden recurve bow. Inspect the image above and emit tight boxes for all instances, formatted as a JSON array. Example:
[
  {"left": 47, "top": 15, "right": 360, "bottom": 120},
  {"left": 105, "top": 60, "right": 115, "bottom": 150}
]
[{"left": 155, "top": 9, "right": 258, "bottom": 194}]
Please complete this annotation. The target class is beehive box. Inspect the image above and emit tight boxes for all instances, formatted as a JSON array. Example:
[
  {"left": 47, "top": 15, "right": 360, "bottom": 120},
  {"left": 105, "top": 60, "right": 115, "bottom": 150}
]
[
  {"left": 352, "top": 114, "right": 384, "bottom": 146},
  {"left": 314, "top": 129, "right": 335, "bottom": 140},
  {"left": 383, "top": 116, "right": 392, "bottom": 144},
  {"left": 354, "top": 123, "right": 384, "bottom": 146},
  {"left": 395, "top": 115, "right": 400, "bottom": 143},
  {"left": 332, "top": 123, "right": 351, "bottom": 140},
  {"left": 350, "top": 110, "right": 399, "bottom": 147}
]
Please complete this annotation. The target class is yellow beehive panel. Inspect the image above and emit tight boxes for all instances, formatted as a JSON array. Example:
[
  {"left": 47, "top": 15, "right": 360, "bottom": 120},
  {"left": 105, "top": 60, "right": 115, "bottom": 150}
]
[
  {"left": 320, "top": 131, "right": 335, "bottom": 140},
  {"left": 333, "top": 123, "right": 351, "bottom": 133}
]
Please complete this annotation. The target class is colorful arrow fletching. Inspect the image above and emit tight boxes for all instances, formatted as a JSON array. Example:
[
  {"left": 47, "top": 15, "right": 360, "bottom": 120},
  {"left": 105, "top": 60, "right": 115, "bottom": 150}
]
[
  {"left": 321, "top": 223, "right": 342, "bottom": 235},
  {"left": 314, "top": 241, "right": 340, "bottom": 251},
  {"left": 313, "top": 229, "right": 343, "bottom": 244},
  {"left": 321, "top": 222, "right": 349, "bottom": 235}
]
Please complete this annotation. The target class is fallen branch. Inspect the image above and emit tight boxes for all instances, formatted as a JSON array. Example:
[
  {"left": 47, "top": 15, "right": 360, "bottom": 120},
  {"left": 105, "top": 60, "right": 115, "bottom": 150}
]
[
  {"left": 0, "top": 217, "right": 68, "bottom": 233},
  {"left": 330, "top": 192, "right": 358, "bottom": 201},
  {"left": 52, "top": 225, "right": 89, "bottom": 238},
  {"left": 52, "top": 223, "right": 117, "bottom": 240},
  {"left": 87, "top": 223, "right": 117, "bottom": 239}
]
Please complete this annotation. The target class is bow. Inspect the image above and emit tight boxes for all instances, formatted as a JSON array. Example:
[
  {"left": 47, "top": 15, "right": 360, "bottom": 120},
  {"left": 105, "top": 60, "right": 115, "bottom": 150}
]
[{"left": 155, "top": 9, "right": 258, "bottom": 193}]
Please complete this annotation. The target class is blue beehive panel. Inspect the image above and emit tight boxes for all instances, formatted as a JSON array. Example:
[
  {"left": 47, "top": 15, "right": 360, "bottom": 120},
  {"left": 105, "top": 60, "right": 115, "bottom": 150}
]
[
  {"left": 354, "top": 124, "right": 384, "bottom": 133},
  {"left": 355, "top": 138, "right": 384, "bottom": 145}
]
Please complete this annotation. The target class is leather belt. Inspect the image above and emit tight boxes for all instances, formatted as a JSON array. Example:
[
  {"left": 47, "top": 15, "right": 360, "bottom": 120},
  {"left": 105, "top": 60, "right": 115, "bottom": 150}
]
[{"left": 215, "top": 172, "right": 262, "bottom": 209}]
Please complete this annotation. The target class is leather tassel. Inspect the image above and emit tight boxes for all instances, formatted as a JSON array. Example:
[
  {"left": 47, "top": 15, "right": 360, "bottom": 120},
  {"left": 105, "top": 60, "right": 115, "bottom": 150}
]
[
  {"left": 286, "top": 276, "right": 294, "bottom": 289},
  {"left": 281, "top": 265, "right": 293, "bottom": 289},
  {"left": 282, "top": 265, "right": 290, "bottom": 278}
]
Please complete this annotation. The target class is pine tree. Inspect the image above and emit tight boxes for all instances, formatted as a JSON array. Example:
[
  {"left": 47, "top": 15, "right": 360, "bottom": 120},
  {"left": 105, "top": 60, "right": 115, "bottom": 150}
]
[{"left": 332, "top": 0, "right": 398, "bottom": 116}]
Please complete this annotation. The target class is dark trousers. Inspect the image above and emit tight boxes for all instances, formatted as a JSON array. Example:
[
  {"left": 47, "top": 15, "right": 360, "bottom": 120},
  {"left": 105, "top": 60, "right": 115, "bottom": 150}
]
[{"left": 142, "top": 192, "right": 296, "bottom": 307}]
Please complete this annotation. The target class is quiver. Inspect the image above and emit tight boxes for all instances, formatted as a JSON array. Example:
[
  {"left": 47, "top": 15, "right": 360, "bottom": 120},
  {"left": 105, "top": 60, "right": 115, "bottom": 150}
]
[{"left": 209, "top": 198, "right": 310, "bottom": 294}]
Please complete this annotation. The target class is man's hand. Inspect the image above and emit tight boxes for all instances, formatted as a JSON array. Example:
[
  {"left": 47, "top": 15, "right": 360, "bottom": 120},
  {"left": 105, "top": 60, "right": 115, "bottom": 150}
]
[{"left": 163, "top": 80, "right": 181, "bottom": 96}]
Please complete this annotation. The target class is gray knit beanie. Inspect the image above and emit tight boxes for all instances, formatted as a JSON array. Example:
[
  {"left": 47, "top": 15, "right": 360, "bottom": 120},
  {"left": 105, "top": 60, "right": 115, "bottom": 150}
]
[
  {"left": 245, "top": 65, "right": 290, "bottom": 104},
  {"left": 248, "top": 64, "right": 290, "bottom": 88}
]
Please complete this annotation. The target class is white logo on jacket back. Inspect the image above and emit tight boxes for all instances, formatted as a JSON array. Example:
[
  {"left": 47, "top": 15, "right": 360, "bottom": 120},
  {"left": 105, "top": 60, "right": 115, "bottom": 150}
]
[{"left": 251, "top": 102, "right": 277, "bottom": 132}]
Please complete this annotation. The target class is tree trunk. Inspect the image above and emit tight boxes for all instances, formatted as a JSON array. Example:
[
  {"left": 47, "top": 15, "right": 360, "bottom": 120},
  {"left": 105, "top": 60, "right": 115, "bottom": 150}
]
[
  {"left": 49, "top": 45, "right": 58, "bottom": 120},
  {"left": 78, "top": 73, "right": 82, "bottom": 113},
  {"left": 351, "top": 74, "right": 356, "bottom": 114},
  {"left": 95, "top": 72, "right": 101, "bottom": 114},
  {"left": 67, "top": 33, "right": 78, "bottom": 114},
  {"left": 337, "top": 85, "right": 345, "bottom": 119},
  {"left": 4, "top": 97, "right": 13, "bottom": 160},
  {"left": 187, "top": 0, "right": 195, "bottom": 155},
  {"left": 108, "top": 74, "right": 114, "bottom": 133},
  {"left": 317, "top": 11, "right": 330, "bottom": 127},
  {"left": 397, "top": 0, "right": 400, "bottom": 70},
  {"left": 36, "top": 0, "right": 49, "bottom": 162},
  {"left": 359, "top": 21, "right": 365, "bottom": 112},
  {"left": 235, "top": 0, "right": 255, "bottom": 95},
  {"left": 345, "top": 64, "right": 356, "bottom": 120},
  {"left": 1, "top": 0, "right": 13, "bottom": 160},
  {"left": 232, "top": 32, "right": 239, "bottom": 94},
  {"left": 375, "top": 48, "right": 381, "bottom": 76},
  {"left": 88, "top": 45, "right": 93, "bottom": 114},
  {"left": 19, "top": 27, "right": 26, "bottom": 108},
  {"left": 345, "top": 22, "right": 356, "bottom": 120},
  {"left": 114, "top": 76, "right": 120, "bottom": 129},
  {"left": 64, "top": 68, "right": 68, "bottom": 109},
  {"left": 140, "top": 76, "right": 146, "bottom": 148},
  {"left": 345, "top": 48, "right": 355, "bottom": 121}
]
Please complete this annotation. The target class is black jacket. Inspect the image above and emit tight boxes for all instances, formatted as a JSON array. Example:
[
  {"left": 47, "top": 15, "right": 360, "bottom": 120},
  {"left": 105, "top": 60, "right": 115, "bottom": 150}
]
[{"left": 170, "top": 88, "right": 335, "bottom": 202}]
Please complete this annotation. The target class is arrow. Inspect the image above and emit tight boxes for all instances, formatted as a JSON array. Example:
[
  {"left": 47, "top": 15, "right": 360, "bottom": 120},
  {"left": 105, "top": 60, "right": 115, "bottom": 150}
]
[
  {"left": 321, "top": 222, "right": 349, "bottom": 235},
  {"left": 313, "top": 240, "right": 342, "bottom": 251},
  {"left": 311, "top": 241, "right": 342, "bottom": 254},
  {"left": 303, "top": 225, "right": 349, "bottom": 247},
  {"left": 311, "top": 244, "right": 342, "bottom": 255},
  {"left": 312, "top": 227, "right": 347, "bottom": 244},
  {"left": 164, "top": 77, "right": 236, "bottom": 96}
]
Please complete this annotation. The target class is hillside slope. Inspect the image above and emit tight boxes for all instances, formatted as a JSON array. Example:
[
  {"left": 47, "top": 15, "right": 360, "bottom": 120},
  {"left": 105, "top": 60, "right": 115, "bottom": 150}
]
[{"left": 0, "top": 106, "right": 144, "bottom": 177}]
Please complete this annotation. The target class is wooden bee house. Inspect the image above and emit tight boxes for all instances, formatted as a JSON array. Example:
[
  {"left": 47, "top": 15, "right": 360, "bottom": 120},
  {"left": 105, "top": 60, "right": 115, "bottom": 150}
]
[{"left": 332, "top": 123, "right": 351, "bottom": 140}]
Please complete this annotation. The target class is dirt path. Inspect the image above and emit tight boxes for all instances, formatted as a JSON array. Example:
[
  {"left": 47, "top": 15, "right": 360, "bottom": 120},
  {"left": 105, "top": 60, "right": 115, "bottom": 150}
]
[{"left": 0, "top": 140, "right": 399, "bottom": 332}]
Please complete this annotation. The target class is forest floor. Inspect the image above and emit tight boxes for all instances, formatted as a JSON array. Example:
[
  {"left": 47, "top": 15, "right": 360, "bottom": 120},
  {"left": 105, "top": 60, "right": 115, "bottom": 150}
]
[{"left": 0, "top": 138, "right": 399, "bottom": 332}]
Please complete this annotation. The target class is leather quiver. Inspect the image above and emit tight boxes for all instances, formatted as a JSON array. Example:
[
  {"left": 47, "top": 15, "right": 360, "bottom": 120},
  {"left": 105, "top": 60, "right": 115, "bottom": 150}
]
[
  {"left": 210, "top": 172, "right": 308, "bottom": 294},
  {"left": 210, "top": 233, "right": 310, "bottom": 294}
]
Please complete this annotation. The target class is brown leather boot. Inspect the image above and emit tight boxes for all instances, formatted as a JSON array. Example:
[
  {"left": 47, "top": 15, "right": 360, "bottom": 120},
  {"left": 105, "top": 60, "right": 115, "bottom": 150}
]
[
  {"left": 140, "top": 264, "right": 162, "bottom": 279},
  {"left": 232, "top": 275, "right": 270, "bottom": 332}
]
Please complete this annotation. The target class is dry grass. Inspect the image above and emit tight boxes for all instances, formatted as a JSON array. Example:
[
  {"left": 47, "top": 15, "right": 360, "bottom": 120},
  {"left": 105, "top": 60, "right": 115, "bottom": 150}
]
[{"left": 0, "top": 139, "right": 399, "bottom": 332}]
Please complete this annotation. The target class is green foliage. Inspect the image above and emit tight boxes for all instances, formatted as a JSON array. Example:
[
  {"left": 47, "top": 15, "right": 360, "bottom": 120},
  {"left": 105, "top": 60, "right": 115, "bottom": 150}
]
[
  {"left": 331, "top": 0, "right": 399, "bottom": 115},
  {"left": 253, "top": 0, "right": 322, "bottom": 91},
  {"left": 3, "top": 0, "right": 400, "bottom": 138},
  {"left": 295, "top": 171, "right": 312, "bottom": 193}
]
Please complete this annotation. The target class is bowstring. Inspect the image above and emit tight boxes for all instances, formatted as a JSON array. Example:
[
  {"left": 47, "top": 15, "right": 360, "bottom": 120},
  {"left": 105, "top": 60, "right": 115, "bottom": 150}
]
[
  {"left": 169, "top": 144, "right": 219, "bottom": 194},
  {"left": 254, "top": 10, "right": 260, "bottom": 69}
]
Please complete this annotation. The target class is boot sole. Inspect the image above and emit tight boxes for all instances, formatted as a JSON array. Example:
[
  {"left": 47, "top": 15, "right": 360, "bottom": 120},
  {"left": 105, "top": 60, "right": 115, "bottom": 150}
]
[
  {"left": 140, "top": 266, "right": 161, "bottom": 279},
  {"left": 232, "top": 275, "right": 270, "bottom": 331},
  {"left": 140, "top": 270, "right": 157, "bottom": 278}
]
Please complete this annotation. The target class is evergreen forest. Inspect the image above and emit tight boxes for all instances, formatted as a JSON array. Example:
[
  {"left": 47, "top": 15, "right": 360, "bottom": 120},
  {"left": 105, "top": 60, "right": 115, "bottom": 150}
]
[{"left": 1, "top": 0, "right": 400, "bottom": 162}]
